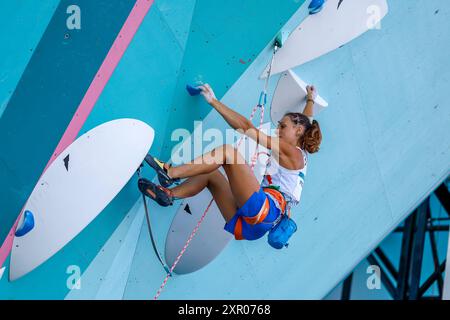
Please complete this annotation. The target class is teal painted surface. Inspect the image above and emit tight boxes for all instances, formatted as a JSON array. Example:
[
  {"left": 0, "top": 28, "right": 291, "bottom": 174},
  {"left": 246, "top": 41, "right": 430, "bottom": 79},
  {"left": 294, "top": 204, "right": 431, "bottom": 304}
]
[
  {"left": 158, "top": 0, "right": 304, "bottom": 161},
  {"left": 0, "top": 0, "right": 136, "bottom": 242},
  {"left": 65, "top": 198, "right": 145, "bottom": 300},
  {"left": 0, "top": 0, "right": 301, "bottom": 299}
]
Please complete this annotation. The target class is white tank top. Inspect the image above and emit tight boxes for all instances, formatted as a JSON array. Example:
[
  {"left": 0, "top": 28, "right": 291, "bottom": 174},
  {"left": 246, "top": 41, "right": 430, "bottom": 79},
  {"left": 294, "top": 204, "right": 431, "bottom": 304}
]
[{"left": 261, "top": 147, "right": 308, "bottom": 208}]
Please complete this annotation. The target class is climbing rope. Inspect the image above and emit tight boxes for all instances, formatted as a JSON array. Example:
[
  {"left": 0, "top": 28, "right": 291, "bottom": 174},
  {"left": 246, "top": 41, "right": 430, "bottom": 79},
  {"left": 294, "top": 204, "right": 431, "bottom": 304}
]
[{"left": 153, "top": 44, "right": 279, "bottom": 300}]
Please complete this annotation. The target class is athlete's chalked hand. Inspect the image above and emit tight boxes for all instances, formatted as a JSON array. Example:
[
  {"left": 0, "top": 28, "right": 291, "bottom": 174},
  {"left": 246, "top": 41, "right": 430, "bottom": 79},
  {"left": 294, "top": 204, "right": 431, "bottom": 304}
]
[{"left": 199, "top": 83, "right": 217, "bottom": 104}]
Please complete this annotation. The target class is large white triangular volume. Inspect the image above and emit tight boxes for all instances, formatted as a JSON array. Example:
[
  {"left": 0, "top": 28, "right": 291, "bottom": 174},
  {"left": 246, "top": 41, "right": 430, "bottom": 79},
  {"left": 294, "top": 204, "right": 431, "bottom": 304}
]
[
  {"left": 10, "top": 119, "right": 155, "bottom": 281},
  {"left": 271, "top": 70, "right": 328, "bottom": 125},
  {"left": 261, "top": 0, "right": 389, "bottom": 78}
]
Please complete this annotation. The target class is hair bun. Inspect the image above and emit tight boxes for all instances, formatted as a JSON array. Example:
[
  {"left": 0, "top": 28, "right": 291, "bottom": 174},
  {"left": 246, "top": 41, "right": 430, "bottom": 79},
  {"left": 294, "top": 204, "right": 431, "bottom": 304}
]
[{"left": 303, "top": 120, "right": 322, "bottom": 154}]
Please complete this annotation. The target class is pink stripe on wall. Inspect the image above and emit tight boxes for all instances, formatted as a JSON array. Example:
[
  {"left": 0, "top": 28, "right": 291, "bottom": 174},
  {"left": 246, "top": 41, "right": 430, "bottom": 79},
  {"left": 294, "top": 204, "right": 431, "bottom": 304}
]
[{"left": 0, "top": 0, "right": 154, "bottom": 269}]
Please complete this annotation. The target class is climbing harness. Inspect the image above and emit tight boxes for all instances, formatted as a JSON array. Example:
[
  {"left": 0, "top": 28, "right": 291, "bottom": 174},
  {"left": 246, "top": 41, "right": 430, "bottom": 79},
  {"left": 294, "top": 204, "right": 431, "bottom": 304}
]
[{"left": 153, "top": 42, "right": 280, "bottom": 300}]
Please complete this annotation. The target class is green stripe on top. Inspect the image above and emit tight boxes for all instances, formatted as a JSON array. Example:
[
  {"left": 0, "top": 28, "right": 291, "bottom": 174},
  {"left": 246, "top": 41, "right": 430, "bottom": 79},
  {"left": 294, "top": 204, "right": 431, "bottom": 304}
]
[{"left": 0, "top": 0, "right": 136, "bottom": 241}]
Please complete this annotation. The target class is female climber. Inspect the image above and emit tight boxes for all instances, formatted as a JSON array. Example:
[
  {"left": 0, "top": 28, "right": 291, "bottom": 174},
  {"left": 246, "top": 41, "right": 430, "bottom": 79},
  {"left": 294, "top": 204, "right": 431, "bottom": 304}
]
[{"left": 138, "top": 83, "right": 322, "bottom": 242}]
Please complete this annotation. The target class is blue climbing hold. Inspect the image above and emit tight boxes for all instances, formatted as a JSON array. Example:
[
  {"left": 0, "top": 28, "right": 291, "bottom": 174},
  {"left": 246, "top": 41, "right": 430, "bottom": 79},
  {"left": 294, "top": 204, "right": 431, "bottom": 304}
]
[
  {"left": 186, "top": 84, "right": 202, "bottom": 96},
  {"left": 308, "top": 0, "right": 326, "bottom": 14},
  {"left": 15, "top": 210, "right": 35, "bottom": 237}
]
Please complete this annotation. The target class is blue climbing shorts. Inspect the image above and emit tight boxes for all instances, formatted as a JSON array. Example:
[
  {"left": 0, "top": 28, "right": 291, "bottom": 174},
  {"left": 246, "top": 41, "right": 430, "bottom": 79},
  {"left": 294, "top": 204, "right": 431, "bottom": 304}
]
[{"left": 224, "top": 188, "right": 282, "bottom": 241}]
